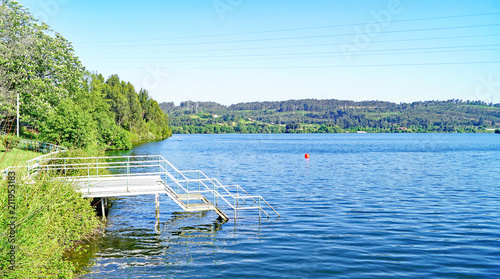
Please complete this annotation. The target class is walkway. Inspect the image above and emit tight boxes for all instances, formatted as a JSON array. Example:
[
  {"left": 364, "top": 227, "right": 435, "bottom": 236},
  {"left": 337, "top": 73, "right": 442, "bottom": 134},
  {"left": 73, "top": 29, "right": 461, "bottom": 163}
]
[{"left": 33, "top": 155, "right": 280, "bottom": 222}]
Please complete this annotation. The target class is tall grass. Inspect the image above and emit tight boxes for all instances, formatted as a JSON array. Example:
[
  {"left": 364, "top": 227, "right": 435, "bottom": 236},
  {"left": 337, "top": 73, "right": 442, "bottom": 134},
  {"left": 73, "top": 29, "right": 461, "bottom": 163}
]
[
  {"left": 0, "top": 154, "right": 102, "bottom": 278},
  {"left": 0, "top": 148, "right": 41, "bottom": 171}
]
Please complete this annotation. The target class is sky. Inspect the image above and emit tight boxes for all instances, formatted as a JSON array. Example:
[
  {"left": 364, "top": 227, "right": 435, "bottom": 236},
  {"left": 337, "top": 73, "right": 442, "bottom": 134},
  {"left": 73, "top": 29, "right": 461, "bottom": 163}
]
[{"left": 16, "top": 0, "right": 500, "bottom": 105}]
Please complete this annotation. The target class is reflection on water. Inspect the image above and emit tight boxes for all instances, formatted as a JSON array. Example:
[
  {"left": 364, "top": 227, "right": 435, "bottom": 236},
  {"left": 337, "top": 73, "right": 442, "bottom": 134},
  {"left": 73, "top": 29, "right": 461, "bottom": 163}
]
[{"left": 76, "top": 204, "right": 231, "bottom": 277}]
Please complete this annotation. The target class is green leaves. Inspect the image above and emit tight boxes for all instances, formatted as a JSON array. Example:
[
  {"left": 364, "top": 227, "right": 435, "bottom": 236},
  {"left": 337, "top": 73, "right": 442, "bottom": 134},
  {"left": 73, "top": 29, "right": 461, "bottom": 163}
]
[
  {"left": 1, "top": 1, "right": 171, "bottom": 150},
  {"left": 39, "top": 99, "right": 91, "bottom": 148},
  {"left": 1, "top": 0, "right": 84, "bottom": 125}
]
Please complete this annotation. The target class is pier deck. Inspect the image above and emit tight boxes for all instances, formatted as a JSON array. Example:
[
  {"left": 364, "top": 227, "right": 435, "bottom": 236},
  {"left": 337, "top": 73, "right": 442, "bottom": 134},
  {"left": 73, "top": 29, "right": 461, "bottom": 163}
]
[{"left": 33, "top": 155, "right": 280, "bottom": 222}]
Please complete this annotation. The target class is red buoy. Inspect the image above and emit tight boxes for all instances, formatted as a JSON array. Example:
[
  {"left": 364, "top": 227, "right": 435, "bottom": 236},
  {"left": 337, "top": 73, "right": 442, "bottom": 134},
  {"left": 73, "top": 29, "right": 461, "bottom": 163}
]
[{"left": 305, "top": 153, "right": 310, "bottom": 159}]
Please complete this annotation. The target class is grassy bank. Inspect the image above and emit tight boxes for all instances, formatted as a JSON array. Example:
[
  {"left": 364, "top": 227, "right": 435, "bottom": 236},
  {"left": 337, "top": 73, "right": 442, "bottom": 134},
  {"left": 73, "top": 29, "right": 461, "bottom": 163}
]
[
  {"left": 0, "top": 148, "right": 42, "bottom": 170},
  {"left": 0, "top": 147, "right": 104, "bottom": 278}
]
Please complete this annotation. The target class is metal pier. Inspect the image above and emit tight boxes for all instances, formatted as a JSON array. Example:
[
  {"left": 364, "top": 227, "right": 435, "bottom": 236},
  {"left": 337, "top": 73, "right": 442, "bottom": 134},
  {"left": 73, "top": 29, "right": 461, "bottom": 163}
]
[{"left": 33, "top": 155, "right": 280, "bottom": 222}]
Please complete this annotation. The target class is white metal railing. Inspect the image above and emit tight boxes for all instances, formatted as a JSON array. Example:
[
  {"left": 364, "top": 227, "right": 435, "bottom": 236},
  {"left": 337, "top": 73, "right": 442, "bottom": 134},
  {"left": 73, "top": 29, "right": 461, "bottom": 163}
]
[
  {"left": 1, "top": 139, "right": 66, "bottom": 176},
  {"left": 36, "top": 155, "right": 280, "bottom": 219},
  {"left": 18, "top": 139, "right": 65, "bottom": 154}
]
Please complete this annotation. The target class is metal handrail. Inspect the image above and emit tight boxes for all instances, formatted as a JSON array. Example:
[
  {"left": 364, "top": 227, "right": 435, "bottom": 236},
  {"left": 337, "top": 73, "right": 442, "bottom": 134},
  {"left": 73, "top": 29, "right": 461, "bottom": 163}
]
[
  {"left": 36, "top": 154, "right": 280, "bottom": 219},
  {"left": 1, "top": 140, "right": 67, "bottom": 176}
]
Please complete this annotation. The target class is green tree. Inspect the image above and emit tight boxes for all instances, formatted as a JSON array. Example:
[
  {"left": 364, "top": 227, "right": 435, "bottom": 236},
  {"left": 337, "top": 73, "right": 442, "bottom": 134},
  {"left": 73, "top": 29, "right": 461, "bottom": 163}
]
[
  {"left": 39, "top": 100, "right": 91, "bottom": 148},
  {"left": 0, "top": 1, "right": 84, "bottom": 125}
]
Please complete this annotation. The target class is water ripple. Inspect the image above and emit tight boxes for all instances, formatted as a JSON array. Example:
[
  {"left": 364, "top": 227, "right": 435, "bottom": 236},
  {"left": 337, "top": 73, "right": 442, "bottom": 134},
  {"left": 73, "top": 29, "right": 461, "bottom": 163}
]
[{"left": 81, "top": 134, "right": 500, "bottom": 278}]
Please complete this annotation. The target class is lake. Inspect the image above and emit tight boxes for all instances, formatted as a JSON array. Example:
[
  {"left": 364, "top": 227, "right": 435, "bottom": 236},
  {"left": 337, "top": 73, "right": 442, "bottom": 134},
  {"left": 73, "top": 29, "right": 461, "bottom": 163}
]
[{"left": 81, "top": 133, "right": 500, "bottom": 278}]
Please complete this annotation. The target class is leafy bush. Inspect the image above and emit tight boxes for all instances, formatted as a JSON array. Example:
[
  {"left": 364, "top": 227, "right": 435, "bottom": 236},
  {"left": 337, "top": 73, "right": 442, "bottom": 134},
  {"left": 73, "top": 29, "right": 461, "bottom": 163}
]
[{"left": 39, "top": 100, "right": 91, "bottom": 149}]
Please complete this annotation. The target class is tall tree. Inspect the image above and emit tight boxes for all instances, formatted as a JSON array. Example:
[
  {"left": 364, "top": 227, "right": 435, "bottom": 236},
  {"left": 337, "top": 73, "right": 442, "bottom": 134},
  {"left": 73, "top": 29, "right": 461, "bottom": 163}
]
[{"left": 0, "top": 0, "right": 84, "bottom": 125}]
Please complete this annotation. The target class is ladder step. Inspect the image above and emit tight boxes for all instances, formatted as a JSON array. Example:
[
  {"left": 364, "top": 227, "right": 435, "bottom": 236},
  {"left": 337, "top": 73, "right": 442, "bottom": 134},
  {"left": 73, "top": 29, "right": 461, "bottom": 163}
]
[
  {"left": 184, "top": 203, "right": 216, "bottom": 212},
  {"left": 177, "top": 193, "right": 205, "bottom": 201}
]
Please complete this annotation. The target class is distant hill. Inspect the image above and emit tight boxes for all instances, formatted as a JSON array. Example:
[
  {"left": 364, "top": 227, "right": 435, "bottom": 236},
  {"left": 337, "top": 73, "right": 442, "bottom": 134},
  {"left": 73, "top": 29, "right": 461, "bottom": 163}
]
[{"left": 159, "top": 99, "right": 500, "bottom": 134}]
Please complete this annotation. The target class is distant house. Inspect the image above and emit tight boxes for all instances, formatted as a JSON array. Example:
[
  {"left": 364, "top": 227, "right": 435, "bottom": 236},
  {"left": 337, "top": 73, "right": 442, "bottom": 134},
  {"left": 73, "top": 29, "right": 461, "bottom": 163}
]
[
  {"left": 397, "top": 127, "right": 408, "bottom": 131},
  {"left": 213, "top": 115, "right": 219, "bottom": 118}
]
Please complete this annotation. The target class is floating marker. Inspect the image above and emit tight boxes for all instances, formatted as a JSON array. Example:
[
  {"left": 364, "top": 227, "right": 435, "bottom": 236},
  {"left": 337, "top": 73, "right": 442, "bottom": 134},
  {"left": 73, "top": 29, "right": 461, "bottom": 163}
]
[{"left": 305, "top": 153, "right": 310, "bottom": 159}]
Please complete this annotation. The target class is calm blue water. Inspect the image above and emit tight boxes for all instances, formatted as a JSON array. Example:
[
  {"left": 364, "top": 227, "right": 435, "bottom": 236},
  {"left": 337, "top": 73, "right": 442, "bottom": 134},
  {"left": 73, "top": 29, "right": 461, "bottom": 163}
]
[{"left": 83, "top": 133, "right": 500, "bottom": 278}]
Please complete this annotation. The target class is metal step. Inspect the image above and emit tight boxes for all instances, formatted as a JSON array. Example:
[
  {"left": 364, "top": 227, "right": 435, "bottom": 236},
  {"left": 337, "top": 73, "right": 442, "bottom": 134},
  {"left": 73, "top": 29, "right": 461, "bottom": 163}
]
[
  {"left": 164, "top": 185, "right": 229, "bottom": 221},
  {"left": 184, "top": 203, "right": 216, "bottom": 211},
  {"left": 177, "top": 193, "right": 205, "bottom": 201}
]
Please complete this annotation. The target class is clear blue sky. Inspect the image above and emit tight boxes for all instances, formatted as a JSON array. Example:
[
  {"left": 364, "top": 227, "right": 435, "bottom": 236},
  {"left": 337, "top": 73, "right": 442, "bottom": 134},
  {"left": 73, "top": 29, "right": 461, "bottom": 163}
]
[{"left": 17, "top": 0, "right": 500, "bottom": 105}]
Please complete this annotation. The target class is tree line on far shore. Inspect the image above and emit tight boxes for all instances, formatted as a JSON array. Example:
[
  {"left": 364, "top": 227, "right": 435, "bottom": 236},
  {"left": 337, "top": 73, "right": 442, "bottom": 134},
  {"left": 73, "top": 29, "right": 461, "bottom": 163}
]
[{"left": 160, "top": 99, "right": 500, "bottom": 134}]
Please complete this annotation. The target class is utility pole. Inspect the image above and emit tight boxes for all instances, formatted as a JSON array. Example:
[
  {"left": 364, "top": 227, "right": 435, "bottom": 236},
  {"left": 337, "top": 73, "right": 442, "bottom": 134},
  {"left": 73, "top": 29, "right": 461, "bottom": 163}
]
[{"left": 17, "top": 93, "right": 19, "bottom": 137}]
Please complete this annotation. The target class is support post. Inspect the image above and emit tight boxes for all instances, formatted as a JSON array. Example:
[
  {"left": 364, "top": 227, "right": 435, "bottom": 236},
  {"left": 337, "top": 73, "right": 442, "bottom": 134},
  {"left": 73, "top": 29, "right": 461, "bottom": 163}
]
[
  {"left": 258, "top": 198, "right": 261, "bottom": 221},
  {"left": 155, "top": 193, "right": 160, "bottom": 219},
  {"left": 127, "top": 157, "right": 130, "bottom": 192},
  {"left": 213, "top": 180, "right": 216, "bottom": 205},
  {"left": 16, "top": 93, "right": 19, "bottom": 137},
  {"left": 165, "top": 161, "right": 168, "bottom": 186},
  {"left": 87, "top": 163, "right": 90, "bottom": 194},
  {"left": 186, "top": 180, "right": 189, "bottom": 206},
  {"left": 155, "top": 193, "right": 160, "bottom": 231},
  {"left": 101, "top": 198, "right": 107, "bottom": 222}
]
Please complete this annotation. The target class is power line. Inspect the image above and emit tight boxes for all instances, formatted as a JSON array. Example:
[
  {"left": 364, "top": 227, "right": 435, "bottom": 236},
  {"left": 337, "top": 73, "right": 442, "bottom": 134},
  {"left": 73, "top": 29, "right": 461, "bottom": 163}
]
[
  {"left": 76, "top": 11, "right": 500, "bottom": 44},
  {"left": 77, "top": 23, "right": 500, "bottom": 48},
  {"left": 82, "top": 43, "right": 500, "bottom": 61},
  {"left": 82, "top": 47, "right": 500, "bottom": 64},
  {"left": 88, "top": 61, "right": 500, "bottom": 70},
  {"left": 81, "top": 33, "right": 500, "bottom": 56}
]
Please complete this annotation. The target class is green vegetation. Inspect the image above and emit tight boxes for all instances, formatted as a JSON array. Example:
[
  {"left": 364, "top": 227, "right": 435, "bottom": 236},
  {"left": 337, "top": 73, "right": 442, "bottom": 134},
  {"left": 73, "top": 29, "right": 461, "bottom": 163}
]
[
  {"left": 0, "top": 171, "right": 102, "bottom": 278},
  {"left": 0, "top": 1, "right": 173, "bottom": 277},
  {"left": 0, "top": 0, "right": 171, "bottom": 151},
  {"left": 0, "top": 148, "right": 40, "bottom": 170},
  {"left": 0, "top": 145, "right": 109, "bottom": 278},
  {"left": 161, "top": 99, "right": 500, "bottom": 134}
]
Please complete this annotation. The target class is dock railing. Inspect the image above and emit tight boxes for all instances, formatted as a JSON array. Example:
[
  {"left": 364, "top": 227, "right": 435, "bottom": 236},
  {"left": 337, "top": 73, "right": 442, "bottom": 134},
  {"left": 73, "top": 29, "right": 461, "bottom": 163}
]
[
  {"left": 18, "top": 139, "right": 65, "bottom": 154},
  {"left": 2, "top": 139, "right": 66, "bottom": 176},
  {"left": 36, "top": 155, "right": 280, "bottom": 219}
]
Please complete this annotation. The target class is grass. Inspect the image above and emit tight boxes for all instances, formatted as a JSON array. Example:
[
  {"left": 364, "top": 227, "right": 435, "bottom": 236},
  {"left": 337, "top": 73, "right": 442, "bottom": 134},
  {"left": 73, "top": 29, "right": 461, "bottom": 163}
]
[
  {"left": 0, "top": 172, "right": 102, "bottom": 278},
  {"left": 0, "top": 148, "right": 42, "bottom": 170},
  {"left": 0, "top": 146, "right": 104, "bottom": 278}
]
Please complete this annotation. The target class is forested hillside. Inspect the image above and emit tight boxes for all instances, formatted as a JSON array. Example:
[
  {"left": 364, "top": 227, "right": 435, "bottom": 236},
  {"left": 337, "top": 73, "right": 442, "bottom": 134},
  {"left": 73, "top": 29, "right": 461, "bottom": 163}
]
[
  {"left": 0, "top": 0, "right": 171, "bottom": 150},
  {"left": 161, "top": 99, "right": 500, "bottom": 134}
]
